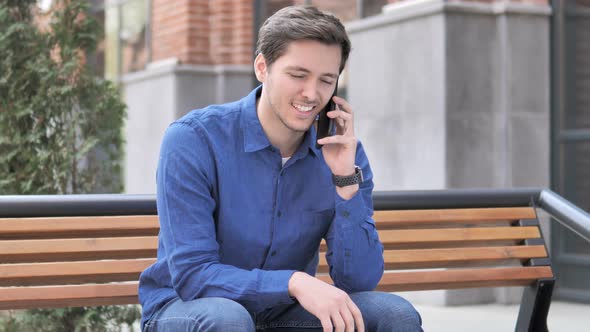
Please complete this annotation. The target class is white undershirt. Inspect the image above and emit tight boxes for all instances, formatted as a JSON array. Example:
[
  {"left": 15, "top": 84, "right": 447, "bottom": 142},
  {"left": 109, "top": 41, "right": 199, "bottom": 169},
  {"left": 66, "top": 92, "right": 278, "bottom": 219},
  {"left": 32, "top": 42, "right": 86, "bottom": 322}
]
[{"left": 281, "top": 157, "right": 291, "bottom": 167}]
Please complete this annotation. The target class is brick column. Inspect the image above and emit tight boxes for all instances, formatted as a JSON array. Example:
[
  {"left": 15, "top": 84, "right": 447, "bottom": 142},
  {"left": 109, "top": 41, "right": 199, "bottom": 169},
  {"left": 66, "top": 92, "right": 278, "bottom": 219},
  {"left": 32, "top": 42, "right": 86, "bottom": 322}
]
[
  {"left": 293, "top": 0, "right": 358, "bottom": 21},
  {"left": 151, "top": 0, "right": 253, "bottom": 66},
  {"left": 210, "top": 0, "right": 253, "bottom": 65},
  {"left": 151, "top": 0, "right": 208, "bottom": 64}
]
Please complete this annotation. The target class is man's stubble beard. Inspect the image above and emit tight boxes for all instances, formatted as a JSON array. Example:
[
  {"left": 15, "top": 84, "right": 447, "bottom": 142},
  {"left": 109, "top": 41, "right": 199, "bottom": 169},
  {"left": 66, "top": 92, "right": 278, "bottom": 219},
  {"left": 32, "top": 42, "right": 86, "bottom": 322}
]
[{"left": 266, "top": 85, "right": 312, "bottom": 134}]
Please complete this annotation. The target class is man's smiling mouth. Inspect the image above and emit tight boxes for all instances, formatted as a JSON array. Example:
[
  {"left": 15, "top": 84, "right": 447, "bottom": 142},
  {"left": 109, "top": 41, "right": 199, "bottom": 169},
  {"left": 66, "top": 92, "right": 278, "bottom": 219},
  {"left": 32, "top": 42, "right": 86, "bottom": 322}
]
[{"left": 291, "top": 103, "right": 316, "bottom": 112}]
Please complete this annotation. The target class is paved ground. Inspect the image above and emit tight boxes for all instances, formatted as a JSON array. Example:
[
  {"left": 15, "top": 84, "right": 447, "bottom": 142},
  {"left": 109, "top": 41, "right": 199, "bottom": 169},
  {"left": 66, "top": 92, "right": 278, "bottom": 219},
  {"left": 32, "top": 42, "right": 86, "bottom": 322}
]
[{"left": 414, "top": 301, "right": 590, "bottom": 331}]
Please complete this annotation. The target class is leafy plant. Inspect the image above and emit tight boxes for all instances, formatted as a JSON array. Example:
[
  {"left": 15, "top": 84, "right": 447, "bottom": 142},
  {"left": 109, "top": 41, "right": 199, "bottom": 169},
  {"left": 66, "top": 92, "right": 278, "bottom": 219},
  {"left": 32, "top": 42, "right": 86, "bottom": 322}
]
[
  {"left": 0, "top": 0, "right": 125, "bottom": 195},
  {"left": 1, "top": 306, "right": 141, "bottom": 332},
  {"left": 0, "top": 0, "right": 138, "bottom": 330}
]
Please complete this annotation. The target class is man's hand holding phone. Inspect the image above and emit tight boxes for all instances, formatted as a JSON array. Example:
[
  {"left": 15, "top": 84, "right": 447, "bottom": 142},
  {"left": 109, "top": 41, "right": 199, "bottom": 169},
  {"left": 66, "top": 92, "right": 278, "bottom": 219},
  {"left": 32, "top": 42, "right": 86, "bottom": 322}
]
[{"left": 317, "top": 94, "right": 359, "bottom": 200}]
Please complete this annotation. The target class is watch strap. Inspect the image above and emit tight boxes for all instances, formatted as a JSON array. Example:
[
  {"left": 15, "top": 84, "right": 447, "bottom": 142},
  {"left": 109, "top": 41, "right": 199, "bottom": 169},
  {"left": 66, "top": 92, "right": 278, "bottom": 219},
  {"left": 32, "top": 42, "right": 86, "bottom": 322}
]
[{"left": 332, "top": 166, "right": 363, "bottom": 187}]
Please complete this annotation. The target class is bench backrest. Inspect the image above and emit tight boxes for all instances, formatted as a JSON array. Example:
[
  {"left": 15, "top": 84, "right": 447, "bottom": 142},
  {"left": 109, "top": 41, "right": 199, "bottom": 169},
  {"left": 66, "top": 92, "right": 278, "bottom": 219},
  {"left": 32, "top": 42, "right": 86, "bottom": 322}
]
[
  {"left": 0, "top": 215, "right": 158, "bottom": 309},
  {"left": 0, "top": 207, "right": 553, "bottom": 310}
]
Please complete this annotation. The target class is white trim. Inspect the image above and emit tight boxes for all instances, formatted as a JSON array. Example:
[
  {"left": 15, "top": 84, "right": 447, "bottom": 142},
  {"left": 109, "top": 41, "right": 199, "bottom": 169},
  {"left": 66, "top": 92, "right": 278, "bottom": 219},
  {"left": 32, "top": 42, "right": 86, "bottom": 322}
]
[
  {"left": 382, "top": 0, "right": 441, "bottom": 13},
  {"left": 347, "top": 0, "right": 551, "bottom": 34},
  {"left": 444, "top": 1, "right": 552, "bottom": 16},
  {"left": 146, "top": 57, "right": 180, "bottom": 70},
  {"left": 347, "top": 0, "right": 443, "bottom": 33}
]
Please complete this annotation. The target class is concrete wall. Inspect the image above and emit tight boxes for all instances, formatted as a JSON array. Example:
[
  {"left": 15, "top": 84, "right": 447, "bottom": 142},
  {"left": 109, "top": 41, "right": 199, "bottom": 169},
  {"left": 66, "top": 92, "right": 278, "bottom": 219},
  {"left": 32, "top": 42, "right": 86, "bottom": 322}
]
[
  {"left": 346, "top": 0, "right": 551, "bottom": 305},
  {"left": 445, "top": 6, "right": 551, "bottom": 191},
  {"left": 122, "top": 61, "right": 253, "bottom": 194},
  {"left": 347, "top": 7, "right": 447, "bottom": 191}
]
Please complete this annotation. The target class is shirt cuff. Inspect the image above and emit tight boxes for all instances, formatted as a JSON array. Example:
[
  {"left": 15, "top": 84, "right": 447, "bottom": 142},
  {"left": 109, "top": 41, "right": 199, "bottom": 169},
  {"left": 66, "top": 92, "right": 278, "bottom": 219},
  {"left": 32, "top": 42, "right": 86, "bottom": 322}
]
[
  {"left": 258, "top": 269, "right": 297, "bottom": 309},
  {"left": 334, "top": 189, "right": 369, "bottom": 228}
]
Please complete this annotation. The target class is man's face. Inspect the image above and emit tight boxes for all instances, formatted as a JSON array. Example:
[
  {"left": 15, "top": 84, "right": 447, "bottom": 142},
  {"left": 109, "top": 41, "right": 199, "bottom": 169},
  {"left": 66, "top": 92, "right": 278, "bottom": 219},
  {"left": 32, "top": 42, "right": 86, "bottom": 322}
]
[{"left": 255, "top": 40, "right": 341, "bottom": 134}]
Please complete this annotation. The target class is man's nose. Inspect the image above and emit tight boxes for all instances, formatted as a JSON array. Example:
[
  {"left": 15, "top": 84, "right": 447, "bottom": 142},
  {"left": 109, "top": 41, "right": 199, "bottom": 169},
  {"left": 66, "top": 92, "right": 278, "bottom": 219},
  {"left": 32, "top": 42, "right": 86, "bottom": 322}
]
[{"left": 301, "top": 80, "right": 318, "bottom": 101}]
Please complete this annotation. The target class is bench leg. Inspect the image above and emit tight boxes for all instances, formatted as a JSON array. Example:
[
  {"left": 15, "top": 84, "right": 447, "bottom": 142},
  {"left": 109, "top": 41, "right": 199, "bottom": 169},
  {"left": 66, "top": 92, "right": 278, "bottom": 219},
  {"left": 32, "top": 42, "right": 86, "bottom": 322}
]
[{"left": 515, "top": 278, "right": 555, "bottom": 332}]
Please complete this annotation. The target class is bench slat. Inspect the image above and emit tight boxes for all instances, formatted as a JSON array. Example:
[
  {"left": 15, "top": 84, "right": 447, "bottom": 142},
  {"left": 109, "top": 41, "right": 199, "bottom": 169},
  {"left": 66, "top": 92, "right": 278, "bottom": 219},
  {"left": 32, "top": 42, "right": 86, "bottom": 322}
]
[
  {"left": 0, "top": 259, "right": 155, "bottom": 286},
  {"left": 319, "top": 226, "right": 539, "bottom": 251},
  {"left": 373, "top": 226, "right": 539, "bottom": 244},
  {"left": 0, "top": 237, "right": 158, "bottom": 263},
  {"left": 318, "top": 245, "right": 547, "bottom": 271},
  {"left": 0, "top": 283, "right": 139, "bottom": 310},
  {"left": 318, "top": 266, "right": 553, "bottom": 292},
  {"left": 0, "top": 216, "right": 159, "bottom": 239},
  {"left": 376, "top": 266, "right": 554, "bottom": 292},
  {"left": 373, "top": 207, "right": 536, "bottom": 227},
  {"left": 383, "top": 245, "right": 548, "bottom": 264}
]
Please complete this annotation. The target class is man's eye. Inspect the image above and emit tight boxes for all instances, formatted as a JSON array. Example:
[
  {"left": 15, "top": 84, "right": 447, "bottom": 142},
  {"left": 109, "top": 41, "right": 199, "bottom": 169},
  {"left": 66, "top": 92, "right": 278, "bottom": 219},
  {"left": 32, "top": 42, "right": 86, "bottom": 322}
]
[
  {"left": 289, "top": 73, "right": 304, "bottom": 79},
  {"left": 321, "top": 80, "right": 334, "bottom": 85}
]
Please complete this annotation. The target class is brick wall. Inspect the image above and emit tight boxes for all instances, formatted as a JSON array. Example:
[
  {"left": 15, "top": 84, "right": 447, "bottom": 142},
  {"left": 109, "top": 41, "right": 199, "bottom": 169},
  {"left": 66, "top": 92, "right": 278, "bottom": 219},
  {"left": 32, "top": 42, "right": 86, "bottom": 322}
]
[
  {"left": 152, "top": 0, "right": 210, "bottom": 64},
  {"left": 151, "top": 0, "right": 253, "bottom": 65},
  {"left": 293, "top": 0, "right": 358, "bottom": 21},
  {"left": 209, "top": 0, "right": 253, "bottom": 65}
]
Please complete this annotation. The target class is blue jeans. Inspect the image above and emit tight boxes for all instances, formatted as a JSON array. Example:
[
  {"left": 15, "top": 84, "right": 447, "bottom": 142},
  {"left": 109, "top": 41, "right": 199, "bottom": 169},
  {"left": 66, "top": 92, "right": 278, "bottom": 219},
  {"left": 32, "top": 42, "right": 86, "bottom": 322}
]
[{"left": 143, "top": 291, "right": 423, "bottom": 332}]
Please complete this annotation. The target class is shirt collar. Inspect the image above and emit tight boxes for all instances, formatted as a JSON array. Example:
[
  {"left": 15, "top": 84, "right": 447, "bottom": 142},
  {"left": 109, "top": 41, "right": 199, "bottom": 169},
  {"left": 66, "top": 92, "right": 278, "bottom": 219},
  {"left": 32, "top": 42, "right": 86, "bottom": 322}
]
[
  {"left": 240, "top": 85, "right": 319, "bottom": 158},
  {"left": 241, "top": 86, "right": 271, "bottom": 153}
]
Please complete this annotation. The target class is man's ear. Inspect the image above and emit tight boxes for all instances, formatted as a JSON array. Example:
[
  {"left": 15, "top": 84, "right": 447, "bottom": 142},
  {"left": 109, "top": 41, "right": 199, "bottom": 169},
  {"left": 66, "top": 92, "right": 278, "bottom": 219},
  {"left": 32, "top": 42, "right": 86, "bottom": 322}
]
[{"left": 254, "top": 53, "right": 267, "bottom": 83}]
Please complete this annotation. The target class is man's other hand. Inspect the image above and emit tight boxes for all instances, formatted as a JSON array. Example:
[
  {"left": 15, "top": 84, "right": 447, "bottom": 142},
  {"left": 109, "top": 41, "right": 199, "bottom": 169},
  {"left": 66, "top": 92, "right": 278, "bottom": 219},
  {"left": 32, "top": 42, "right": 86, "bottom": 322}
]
[{"left": 288, "top": 272, "right": 364, "bottom": 332}]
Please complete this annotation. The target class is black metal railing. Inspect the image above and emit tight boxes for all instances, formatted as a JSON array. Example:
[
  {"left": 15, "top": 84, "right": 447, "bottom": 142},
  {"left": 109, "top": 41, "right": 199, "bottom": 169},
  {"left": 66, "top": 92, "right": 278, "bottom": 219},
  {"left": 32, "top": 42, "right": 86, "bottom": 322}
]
[{"left": 538, "top": 189, "right": 590, "bottom": 243}]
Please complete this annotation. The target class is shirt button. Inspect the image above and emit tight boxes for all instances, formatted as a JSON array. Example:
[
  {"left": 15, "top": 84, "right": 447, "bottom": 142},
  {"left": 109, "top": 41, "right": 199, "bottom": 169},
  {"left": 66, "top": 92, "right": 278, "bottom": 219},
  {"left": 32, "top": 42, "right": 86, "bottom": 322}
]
[
  {"left": 271, "top": 250, "right": 277, "bottom": 256},
  {"left": 342, "top": 211, "right": 350, "bottom": 218},
  {"left": 277, "top": 211, "right": 282, "bottom": 217}
]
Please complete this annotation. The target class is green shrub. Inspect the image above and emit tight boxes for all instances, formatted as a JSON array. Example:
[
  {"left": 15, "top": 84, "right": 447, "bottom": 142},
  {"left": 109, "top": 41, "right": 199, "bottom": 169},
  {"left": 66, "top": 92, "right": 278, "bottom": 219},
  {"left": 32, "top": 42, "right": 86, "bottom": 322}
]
[
  {"left": 0, "top": 0, "right": 138, "bottom": 330},
  {"left": 1, "top": 306, "right": 141, "bottom": 332},
  {"left": 0, "top": 0, "right": 125, "bottom": 194}
]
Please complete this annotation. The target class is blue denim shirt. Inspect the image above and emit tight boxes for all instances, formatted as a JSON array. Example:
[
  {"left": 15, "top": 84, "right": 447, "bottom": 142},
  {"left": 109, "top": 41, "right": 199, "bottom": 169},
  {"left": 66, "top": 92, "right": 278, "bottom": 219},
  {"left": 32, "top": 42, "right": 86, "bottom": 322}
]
[{"left": 138, "top": 86, "right": 384, "bottom": 328}]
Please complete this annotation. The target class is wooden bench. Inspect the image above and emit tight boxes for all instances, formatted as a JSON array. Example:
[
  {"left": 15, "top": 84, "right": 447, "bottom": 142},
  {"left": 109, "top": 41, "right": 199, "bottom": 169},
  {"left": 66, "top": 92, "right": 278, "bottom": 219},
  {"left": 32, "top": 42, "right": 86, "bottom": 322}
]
[{"left": 0, "top": 191, "right": 559, "bottom": 331}]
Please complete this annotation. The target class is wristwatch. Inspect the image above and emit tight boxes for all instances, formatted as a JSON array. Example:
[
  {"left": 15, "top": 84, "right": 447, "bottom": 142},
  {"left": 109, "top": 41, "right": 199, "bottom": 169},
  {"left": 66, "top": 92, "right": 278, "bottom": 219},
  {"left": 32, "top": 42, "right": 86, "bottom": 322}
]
[{"left": 332, "top": 166, "right": 364, "bottom": 187}]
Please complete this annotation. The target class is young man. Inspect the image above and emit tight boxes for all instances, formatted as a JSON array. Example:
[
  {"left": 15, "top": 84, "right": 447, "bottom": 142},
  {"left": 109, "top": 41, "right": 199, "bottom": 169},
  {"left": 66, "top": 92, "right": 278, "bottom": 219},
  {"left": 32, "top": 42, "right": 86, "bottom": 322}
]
[{"left": 139, "top": 6, "right": 422, "bottom": 332}]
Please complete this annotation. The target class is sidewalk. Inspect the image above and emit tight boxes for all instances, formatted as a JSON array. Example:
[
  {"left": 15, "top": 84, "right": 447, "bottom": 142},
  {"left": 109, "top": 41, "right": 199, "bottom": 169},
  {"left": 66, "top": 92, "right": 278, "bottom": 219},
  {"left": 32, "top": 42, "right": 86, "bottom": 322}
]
[{"left": 414, "top": 301, "right": 590, "bottom": 331}]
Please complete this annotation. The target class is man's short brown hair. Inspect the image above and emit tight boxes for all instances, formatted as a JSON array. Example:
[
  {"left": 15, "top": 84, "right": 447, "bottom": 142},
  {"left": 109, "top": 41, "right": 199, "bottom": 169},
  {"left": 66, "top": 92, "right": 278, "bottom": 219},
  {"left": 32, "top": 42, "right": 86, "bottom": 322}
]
[{"left": 255, "top": 6, "right": 351, "bottom": 73}]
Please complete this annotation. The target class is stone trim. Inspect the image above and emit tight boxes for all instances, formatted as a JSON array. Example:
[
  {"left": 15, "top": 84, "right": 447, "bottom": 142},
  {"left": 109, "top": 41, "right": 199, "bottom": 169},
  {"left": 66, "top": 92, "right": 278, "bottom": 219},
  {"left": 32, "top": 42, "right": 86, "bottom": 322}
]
[
  {"left": 346, "top": 0, "right": 551, "bottom": 34},
  {"left": 444, "top": 1, "right": 552, "bottom": 16},
  {"left": 347, "top": 0, "right": 444, "bottom": 33},
  {"left": 121, "top": 61, "right": 253, "bottom": 84}
]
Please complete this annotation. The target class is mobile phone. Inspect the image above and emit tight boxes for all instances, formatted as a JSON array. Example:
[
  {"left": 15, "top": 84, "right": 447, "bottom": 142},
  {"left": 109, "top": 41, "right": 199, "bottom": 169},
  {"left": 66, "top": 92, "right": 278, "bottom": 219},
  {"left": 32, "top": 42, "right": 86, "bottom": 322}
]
[{"left": 316, "top": 81, "right": 338, "bottom": 149}]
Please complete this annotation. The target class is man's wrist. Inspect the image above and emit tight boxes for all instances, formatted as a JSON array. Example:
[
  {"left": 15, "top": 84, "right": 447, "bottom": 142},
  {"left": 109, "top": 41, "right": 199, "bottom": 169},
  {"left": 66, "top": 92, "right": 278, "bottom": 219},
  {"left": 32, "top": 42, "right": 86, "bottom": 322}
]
[
  {"left": 336, "top": 184, "right": 359, "bottom": 200},
  {"left": 288, "top": 271, "right": 306, "bottom": 298},
  {"left": 331, "top": 166, "right": 355, "bottom": 177}
]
